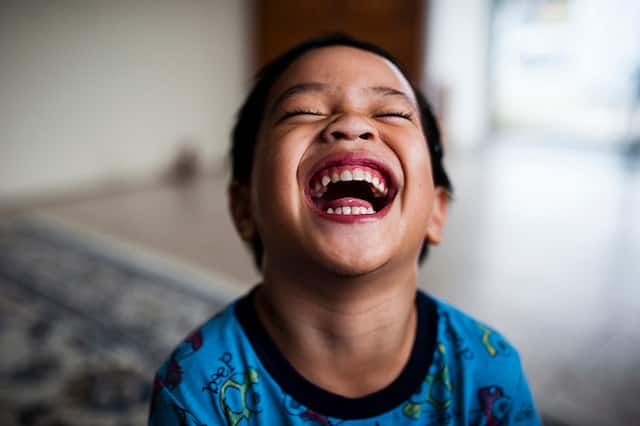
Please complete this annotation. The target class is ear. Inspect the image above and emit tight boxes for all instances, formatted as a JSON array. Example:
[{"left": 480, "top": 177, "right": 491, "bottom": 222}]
[
  {"left": 228, "top": 181, "right": 256, "bottom": 241},
  {"left": 425, "top": 187, "right": 449, "bottom": 245}
]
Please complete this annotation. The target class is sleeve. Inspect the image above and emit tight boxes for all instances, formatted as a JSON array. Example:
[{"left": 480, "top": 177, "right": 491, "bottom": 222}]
[
  {"left": 509, "top": 358, "right": 543, "bottom": 425},
  {"left": 148, "top": 376, "right": 214, "bottom": 426}
]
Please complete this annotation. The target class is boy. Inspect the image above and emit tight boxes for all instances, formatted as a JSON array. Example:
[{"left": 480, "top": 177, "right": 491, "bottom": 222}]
[{"left": 148, "top": 34, "right": 541, "bottom": 425}]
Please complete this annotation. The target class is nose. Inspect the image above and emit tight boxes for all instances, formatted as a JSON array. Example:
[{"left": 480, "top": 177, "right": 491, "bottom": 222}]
[{"left": 321, "top": 114, "right": 378, "bottom": 143}]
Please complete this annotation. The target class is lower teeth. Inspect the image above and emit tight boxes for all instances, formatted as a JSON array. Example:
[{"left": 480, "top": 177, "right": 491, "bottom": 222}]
[{"left": 326, "top": 207, "right": 375, "bottom": 215}]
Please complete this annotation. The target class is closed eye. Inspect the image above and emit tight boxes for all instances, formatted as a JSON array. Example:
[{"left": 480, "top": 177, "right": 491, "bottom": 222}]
[
  {"left": 280, "top": 109, "right": 325, "bottom": 122},
  {"left": 374, "top": 111, "right": 414, "bottom": 120}
]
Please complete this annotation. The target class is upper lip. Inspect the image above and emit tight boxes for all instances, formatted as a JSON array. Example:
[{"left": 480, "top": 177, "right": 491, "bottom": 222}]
[{"left": 304, "top": 151, "right": 399, "bottom": 192}]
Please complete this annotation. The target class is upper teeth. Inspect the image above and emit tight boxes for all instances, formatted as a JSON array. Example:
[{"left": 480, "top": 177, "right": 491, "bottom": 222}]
[{"left": 313, "top": 167, "right": 388, "bottom": 197}]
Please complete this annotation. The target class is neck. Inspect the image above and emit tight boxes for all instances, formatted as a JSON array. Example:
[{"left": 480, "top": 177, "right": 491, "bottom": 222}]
[{"left": 255, "top": 260, "right": 418, "bottom": 397}]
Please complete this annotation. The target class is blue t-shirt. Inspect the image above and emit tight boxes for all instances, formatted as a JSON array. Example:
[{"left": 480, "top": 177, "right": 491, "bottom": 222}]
[{"left": 149, "top": 289, "right": 541, "bottom": 425}]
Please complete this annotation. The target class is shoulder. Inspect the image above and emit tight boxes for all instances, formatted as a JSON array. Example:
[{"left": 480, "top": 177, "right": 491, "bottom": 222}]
[
  {"left": 429, "top": 294, "right": 519, "bottom": 363},
  {"left": 149, "top": 298, "right": 252, "bottom": 425},
  {"left": 422, "top": 294, "right": 541, "bottom": 424},
  {"left": 159, "top": 300, "right": 242, "bottom": 378}
]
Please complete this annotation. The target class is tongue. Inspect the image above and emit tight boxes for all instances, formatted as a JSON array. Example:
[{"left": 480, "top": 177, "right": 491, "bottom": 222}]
[{"left": 321, "top": 197, "right": 373, "bottom": 211}]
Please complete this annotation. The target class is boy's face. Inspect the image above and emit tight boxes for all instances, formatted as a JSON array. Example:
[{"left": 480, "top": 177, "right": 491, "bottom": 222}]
[{"left": 232, "top": 46, "right": 447, "bottom": 276}]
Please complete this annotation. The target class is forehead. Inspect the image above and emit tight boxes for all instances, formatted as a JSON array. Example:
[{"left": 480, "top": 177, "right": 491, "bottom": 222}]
[{"left": 267, "top": 46, "right": 416, "bottom": 104}]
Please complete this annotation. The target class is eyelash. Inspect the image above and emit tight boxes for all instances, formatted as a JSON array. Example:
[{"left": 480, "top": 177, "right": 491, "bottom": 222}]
[
  {"left": 279, "top": 109, "right": 413, "bottom": 122},
  {"left": 280, "top": 109, "right": 324, "bottom": 120},
  {"left": 375, "top": 111, "right": 413, "bottom": 120}
]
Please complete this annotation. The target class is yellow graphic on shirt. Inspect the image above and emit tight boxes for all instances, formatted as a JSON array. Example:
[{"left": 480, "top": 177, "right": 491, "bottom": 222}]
[
  {"left": 219, "top": 368, "right": 260, "bottom": 426},
  {"left": 478, "top": 323, "right": 498, "bottom": 357}
]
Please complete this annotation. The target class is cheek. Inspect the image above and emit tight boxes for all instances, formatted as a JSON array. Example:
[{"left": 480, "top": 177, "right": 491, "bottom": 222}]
[
  {"left": 250, "top": 130, "right": 311, "bottom": 223},
  {"left": 409, "top": 148, "right": 434, "bottom": 191},
  {"left": 394, "top": 131, "right": 436, "bottom": 225},
  {"left": 409, "top": 151, "right": 436, "bottom": 214},
  {"left": 384, "top": 128, "right": 433, "bottom": 188}
]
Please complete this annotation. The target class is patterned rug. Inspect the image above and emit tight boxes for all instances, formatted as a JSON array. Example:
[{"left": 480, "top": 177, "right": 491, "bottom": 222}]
[{"left": 0, "top": 219, "right": 231, "bottom": 426}]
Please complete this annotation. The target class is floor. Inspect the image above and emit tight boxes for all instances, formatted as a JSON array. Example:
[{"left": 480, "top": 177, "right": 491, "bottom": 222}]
[
  {"left": 6, "top": 136, "right": 640, "bottom": 425},
  {"left": 0, "top": 220, "right": 230, "bottom": 426}
]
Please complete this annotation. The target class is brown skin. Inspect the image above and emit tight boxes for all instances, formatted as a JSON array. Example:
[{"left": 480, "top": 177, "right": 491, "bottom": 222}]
[{"left": 229, "top": 46, "right": 448, "bottom": 397}]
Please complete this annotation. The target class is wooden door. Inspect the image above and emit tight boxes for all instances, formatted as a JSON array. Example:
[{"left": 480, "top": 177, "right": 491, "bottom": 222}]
[{"left": 254, "top": 0, "right": 427, "bottom": 84}]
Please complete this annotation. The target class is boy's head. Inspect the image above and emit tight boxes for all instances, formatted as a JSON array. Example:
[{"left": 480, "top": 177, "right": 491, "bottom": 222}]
[{"left": 229, "top": 34, "right": 452, "bottom": 273}]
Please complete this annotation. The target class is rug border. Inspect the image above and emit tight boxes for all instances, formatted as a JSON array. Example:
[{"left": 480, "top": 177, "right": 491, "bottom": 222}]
[{"left": 16, "top": 213, "right": 248, "bottom": 303}]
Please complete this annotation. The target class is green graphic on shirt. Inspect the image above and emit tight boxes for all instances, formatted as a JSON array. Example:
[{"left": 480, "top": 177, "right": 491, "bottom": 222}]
[
  {"left": 219, "top": 368, "right": 260, "bottom": 426},
  {"left": 403, "top": 343, "right": 453, "bottom": 419}
]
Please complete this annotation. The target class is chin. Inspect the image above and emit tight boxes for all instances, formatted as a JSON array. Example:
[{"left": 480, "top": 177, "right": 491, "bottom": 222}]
[{"left": 313, "top": 247, "right": 390, "bottom": 277}]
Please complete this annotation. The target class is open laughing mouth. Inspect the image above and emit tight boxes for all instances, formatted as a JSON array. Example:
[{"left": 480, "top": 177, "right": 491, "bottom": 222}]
[{"left": 305, "top": 155, "right": 397, "bottom": 221}]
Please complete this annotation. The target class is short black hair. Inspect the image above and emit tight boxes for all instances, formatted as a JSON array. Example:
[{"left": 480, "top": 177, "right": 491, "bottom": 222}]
[{"left": 230, "top": 33, "right": 452, "bottom": 270}]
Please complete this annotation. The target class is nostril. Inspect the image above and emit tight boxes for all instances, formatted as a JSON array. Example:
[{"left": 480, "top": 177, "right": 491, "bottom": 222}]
[
  {"left": 331, "top": 131, "right": 346, "bottom": 140},
  {"left": 325, "top": 122, "right": 376, "bottom": 142}
]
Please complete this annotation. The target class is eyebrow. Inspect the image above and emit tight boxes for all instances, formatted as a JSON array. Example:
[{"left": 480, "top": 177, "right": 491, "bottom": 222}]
[
  {"left": 366, "top": 86, "right": 417, "bottom": 108},
  {"left": 269, "top": 82, "right": 328, "bottom": 113},
  {"left": 268, "top": 82, "right": 417, "bottom": 114}
]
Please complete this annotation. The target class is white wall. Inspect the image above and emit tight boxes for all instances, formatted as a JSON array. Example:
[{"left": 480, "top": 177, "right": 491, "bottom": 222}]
[
  {"left": 424, "top": 0, "right": 492, "bottom": 150},
  {"left": 492, "top": 0, "right": 640, "bottom": 144},
  {"left": 0, "top": 0, "right": 250, "bottom": 203}
]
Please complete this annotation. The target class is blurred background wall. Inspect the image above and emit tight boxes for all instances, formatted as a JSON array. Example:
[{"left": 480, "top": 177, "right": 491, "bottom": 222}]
[
  {"left": 490, "top": 0, "right": 640, "bottom": 147},
  {"left": 0, "top": 0, "right": 250, "bottom": 204},
  {"left": 426, "top": 0, "right": 492, "bottom": 149}
]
